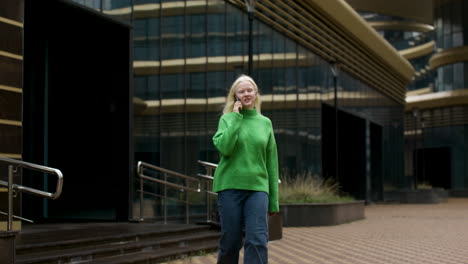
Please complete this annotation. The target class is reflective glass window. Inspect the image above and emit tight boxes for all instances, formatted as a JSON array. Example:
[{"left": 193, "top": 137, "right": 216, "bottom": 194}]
[
  {"left": 207, "top": 33, "right": 225, "bottom": 57},
  {"left": 187, "top": 72, "right": 206, "bottom": 98},
  {"left": 161, "top": 16, "right": 184, "bottom": 60}
]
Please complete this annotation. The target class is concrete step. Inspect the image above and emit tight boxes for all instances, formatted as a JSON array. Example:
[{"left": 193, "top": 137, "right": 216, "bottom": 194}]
[
  {"left": 16, "top": 223, "right": 220, "bottom": 264},
  {"left": 82, "top": 239, "right": 218, "bottom": 264}
]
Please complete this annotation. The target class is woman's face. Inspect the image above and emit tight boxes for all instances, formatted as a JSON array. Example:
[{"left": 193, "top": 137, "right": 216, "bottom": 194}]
[{"left": 235, "top": 81, "right": 257, "bottom": 110}]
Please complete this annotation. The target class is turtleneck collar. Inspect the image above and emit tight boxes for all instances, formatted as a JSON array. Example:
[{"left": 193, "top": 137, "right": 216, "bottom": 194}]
[{"left": 240, "top": 108, "right": 258, "bottom": 116}]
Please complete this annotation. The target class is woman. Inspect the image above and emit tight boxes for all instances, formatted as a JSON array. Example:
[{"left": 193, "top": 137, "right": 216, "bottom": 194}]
[{"left": 212, "top": 74, "right": 279, "bottom": 264}]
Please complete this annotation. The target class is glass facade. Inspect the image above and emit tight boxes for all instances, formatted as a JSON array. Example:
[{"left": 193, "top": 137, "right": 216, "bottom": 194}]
[
  {"left": 435, "top": 62, "right": 468, "bottom": 92},
  {"left": 434, "top": 0, "right": 468, "bottom": 92},
  {"left": 434, "top": 0, "right": 466, "bottom": 50},
  {"left": 357, "top": 1, "right": 468, "bottom": 191},
  {"left": 401, "top": 0, "right": 468, "bottom": 191},
  {"left": 70, "top": 0, "right": 406, "bottom": 220},
  {"left": 358, "top": 13, "right": 436, "bottom": 92},
  {"left": 405, "top": 106, "right": 468, "bottom": 189}
]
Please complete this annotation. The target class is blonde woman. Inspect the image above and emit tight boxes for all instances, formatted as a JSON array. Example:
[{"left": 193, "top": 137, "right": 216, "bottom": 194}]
[{"left": 212, "top": 75, "right": 279, "bottom": 264}]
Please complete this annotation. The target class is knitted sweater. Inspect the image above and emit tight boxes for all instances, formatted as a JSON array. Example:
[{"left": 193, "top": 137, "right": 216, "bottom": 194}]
[{"left": 212, "top": 108, "right": 279, "bottom": 212}]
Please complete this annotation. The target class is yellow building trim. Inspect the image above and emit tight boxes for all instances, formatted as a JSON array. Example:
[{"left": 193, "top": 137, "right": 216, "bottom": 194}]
[
  {"left": 368, "top": 21, "right": 434, "bottom": 32},
  {"left": 429, "top": 45, "right": 468, "bottom": 70},
  {"left": 0, "top": 119, "right": 22, "bottom": 126},
  {"left": 104, "top": 1, "right": 222, "bottom": 18},
  {"left": 400, "top": 41, "right": 435, "bottom": 60},
  {"left": 306, "top": 0, "right": 414, "bottom": 82},
  {"left": 345, "top": 0, "right": 433, "bottom": 25},
  {"left": 134, "top": 53, "right": 301, "bottom": 75},
  {"left": 0, "top": 16, "right": 23, "bottom": 28},
  {"left": 137, "top": 90, "right": 393, "bottom": 115},
  {"left": 0, "top": 84, "right": 22, "bottom": 93},
  {"left": 0, "top": 153, "right": 22, "bottom": 159},
  {"left": 0, "top": 221, "right": 22, "bottom": 231},
  {"left": 0, "top": 50, "right": 23, "bottom": 61},
  {"left": 405, "top": 89, "right": 468, "bottom": 110},
  {"left": 406, "top": 87, "right": 432, "bottom": 97}
]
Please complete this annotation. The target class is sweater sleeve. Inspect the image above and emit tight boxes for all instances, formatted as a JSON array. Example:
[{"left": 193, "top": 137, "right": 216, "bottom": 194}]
[
  {"left": 212, "top": 112, "right": 243, "bottom": 157},
  {"left": 267, "top": 127, "right": 279, "bottom": 212}
]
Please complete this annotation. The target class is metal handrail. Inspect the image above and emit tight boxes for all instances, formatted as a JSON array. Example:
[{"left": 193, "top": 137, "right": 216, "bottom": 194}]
[
  {"left": 197, "top": 160, "right": 218, "bottom": 170},
  {"left": 197, "top": 160, "right": 218, "bottom": 224},
  {"left": 0, "top": 156, "right": 64, "bottom": 231},
  {"left": 137, "top": 161, "right": 201, "bottom": 224},
  {"left": 0, "top": 211, "right": 33, "bottom": 223}
]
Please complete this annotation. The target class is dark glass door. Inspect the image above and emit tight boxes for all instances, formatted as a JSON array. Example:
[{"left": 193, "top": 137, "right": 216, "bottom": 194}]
[
  {"left": 370, "top": 122, "right": 383, "bottom": 201},
  {"left": 415, "top": 147, "right": 451, "bottom": 189},
  {"left": 23, "top": 0, "right": 131, "bottom": 222},
  {"left": 322, "top": 104, "right": 367, "bottom": 200}
]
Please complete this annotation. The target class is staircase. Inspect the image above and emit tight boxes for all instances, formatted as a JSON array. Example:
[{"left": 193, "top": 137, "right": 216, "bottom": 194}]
[{"left": 15, "top": 222, "right": 220, "bottom": 264}]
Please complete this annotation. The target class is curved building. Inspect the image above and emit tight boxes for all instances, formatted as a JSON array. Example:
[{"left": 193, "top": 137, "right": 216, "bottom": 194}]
[{"left": 347, "top": 0, "right": 468, "bottom": 193}]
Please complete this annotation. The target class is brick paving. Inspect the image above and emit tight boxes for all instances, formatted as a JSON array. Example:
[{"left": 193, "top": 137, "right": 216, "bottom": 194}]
[{"left": 165, "top": 198, "right": 468, "bottom": 264}]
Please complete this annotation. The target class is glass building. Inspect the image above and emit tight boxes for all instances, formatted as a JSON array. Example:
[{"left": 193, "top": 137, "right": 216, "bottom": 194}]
[
  {"left": 1, "top": 0, "right": 414, "bottom": 225},
  {"left": 349, "top": 0, "right": 468, "bottom": 193}
]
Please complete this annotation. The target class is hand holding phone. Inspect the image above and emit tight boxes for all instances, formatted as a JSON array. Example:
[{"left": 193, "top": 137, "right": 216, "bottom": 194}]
[{"left": 233, "top": 96, "right": 242, "bottom": 113}]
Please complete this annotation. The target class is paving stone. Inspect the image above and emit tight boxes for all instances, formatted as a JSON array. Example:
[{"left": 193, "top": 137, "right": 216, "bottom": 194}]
[{"left": 169, "top": 198, "right": 468, "bottom": 264}]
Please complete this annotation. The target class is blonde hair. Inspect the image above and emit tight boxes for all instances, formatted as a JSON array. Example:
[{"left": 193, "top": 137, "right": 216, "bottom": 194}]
[{"left": 223, "top": 75, "right": 262, "bottom": 114}]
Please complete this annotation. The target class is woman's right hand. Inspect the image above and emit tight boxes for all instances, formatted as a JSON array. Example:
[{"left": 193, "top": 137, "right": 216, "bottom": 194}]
[{"left": 233, "top": 101, "right": 243, "bottom": 113}]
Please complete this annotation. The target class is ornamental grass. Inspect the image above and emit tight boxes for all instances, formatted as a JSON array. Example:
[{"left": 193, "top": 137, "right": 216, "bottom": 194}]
[{"left": 279, "top": 173, "right": 354, "bottom": 204}]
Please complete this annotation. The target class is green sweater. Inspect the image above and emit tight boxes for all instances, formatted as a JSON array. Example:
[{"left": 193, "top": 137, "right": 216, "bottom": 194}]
[{"left": 212, "top": 108, "right": 279, "bottom": 212}]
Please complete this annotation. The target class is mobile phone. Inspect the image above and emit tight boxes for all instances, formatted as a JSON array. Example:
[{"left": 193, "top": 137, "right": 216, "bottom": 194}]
[{"left": 234, "top": 96, "right": 242, "bottom": 109}]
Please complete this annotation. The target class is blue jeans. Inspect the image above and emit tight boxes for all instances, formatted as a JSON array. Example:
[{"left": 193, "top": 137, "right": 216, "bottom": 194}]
[{"left": 217, "top": 190, "right": 269, "bottom": 264}]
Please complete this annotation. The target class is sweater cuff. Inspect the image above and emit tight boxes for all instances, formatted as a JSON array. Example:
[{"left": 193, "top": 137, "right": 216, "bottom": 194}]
[{"left": 269, "top": 200, "right": 279, "bottom": 213}]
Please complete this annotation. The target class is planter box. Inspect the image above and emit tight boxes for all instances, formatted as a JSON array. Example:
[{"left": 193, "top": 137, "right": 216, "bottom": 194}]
[
  {"left": 384, "top": 188, "right": 448, "bottom": 204},
  {"left": 280, "top": 201, "right": 365, "bottom": 227},
  {"left": 449, "top": 189, "right": 468, "bottom": 197}
]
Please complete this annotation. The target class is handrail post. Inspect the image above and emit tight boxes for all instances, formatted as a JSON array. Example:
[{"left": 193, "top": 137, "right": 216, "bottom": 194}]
[
  {"left": 185, "top": 186, "right": 189, "bottom": 224},
  {"left": 164, "top": 173, "right": 167, "bottom": 224},
  {"left": 206, "top": 180, "right": 210, "bottom": 223},
  {"left": 140, "top": 176, "right": 144, "bottom": 221},
  {"left": 185, "top": 178, "right": 189, "bottom": 224},
  {"left": 207, "top": 167, "right": 213, "bottom": 223},
  {"left": 7, "top": 165, "right": 13, "bottom": 232}
]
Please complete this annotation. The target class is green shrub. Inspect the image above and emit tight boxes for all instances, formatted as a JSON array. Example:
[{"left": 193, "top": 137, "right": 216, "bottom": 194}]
[{"left": 279, "top": 173, "right": 354, "bottom": 204}]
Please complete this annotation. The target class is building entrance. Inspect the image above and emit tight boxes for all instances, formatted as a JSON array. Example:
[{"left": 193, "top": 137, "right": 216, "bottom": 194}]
[
  {"left": 415, "top": 147, "right": 451, "bottom": 189},
  {"left": 322, "top": 104, "right": 373, "bottom": 201},
  {"left": 22, "top": 0, "right": 132, "bottom": 222}
]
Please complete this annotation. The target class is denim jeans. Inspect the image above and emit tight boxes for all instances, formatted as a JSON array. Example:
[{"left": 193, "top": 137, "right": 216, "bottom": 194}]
[{"left": 217, "top": 189, "right": 269, "bottom": 264}]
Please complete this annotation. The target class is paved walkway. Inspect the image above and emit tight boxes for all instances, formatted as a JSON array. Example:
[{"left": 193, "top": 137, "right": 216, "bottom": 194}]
[{"left": 165, "top": 198, "right": 468, "bottom": 264}]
